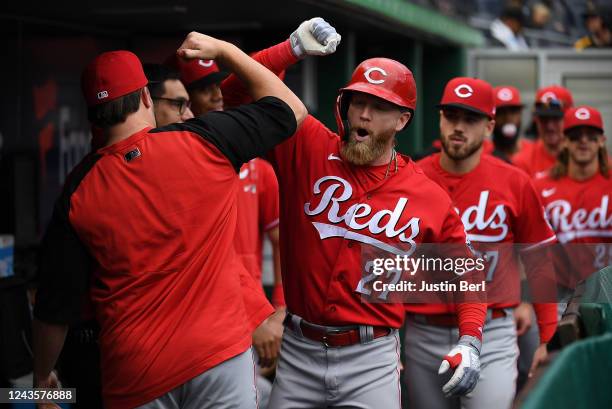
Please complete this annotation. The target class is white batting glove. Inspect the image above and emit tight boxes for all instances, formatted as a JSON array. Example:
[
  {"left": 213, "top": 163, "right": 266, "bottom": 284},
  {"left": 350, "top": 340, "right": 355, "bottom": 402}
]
[
  {"left": 290, "top": 17, "right": 341, "bottom": 58},
  {"left": 438, "top": 335, "right": 481, "bottom": 397}
]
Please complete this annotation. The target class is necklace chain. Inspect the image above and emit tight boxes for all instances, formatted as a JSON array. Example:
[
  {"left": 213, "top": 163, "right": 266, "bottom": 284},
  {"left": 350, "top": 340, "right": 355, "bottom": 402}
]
[{"left": 384, "top": 149, "right": 398, "bottom": 179}]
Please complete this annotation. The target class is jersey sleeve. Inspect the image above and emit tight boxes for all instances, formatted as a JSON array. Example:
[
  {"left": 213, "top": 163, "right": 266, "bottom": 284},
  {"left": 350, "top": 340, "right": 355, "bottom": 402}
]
[
  {"left": 257, "top": 159, "right": 280, "bottom": 232},
  {"left": 271, "top": 282, "right": 286, "bottom": 308},
  {"left": 515, "top": 178, "right": 557, "bottom": 247},
  {"left": 511, "top": 152, "right": 532, "bottom": 176},
  {"left": 33, "top": 198, "right": 93, "bottom": 325},
  {"left": 438, "top": 205, "right": 468, "bottom": 243},
  {"left": 532, "top": 303, "right": 558, "bottom": 344},
  {"left": 266, "top": 114, "right": 334, "bottom": 176},
  {"left": 437, "top": 202, "right": 487, "bottom": 339},
  {"left": 153, "top": 96, "right": 297, "bottom": 171},
  {"left": 456, "top": 304, "right": 487, "bottom": 340},
  {"left": 238, "top": 263, "right": 275, "bottom": 331},
  {"left": 222, "top": 40, "right": 299, "bottom": 109}
]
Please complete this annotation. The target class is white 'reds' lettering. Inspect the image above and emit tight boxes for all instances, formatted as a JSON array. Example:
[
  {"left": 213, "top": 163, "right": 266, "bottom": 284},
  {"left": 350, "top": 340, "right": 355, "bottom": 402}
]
[
  {"left": 545, "top": 195, "right": 612, "bottom": 242},
  {"left": 304, "top": 176, "right": 420, "bottom": 255},
  {"left": 460, "top": 191, "right": 509, "bottom": 242}
]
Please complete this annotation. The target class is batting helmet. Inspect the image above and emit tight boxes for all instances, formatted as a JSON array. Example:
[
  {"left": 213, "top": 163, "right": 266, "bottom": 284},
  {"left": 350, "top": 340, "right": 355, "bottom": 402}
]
[{"left": 335, "top": 58, "right": 417, "bottom": 138}]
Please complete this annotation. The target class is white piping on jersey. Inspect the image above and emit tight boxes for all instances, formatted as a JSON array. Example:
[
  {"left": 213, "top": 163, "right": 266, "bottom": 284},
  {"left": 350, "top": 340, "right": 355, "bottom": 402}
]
[
  {"left": 556, "top": 230, "right": 612, "bottom": 243},
  {"left": 521, "top": 235, "right": 558, "bottom": 252},
  {"left": 311, "top": 222, "right": 417, "bottom": 256}
]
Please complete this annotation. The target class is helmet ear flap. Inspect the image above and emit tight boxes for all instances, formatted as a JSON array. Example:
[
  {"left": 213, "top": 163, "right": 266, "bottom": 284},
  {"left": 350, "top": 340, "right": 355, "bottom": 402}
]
[{"left": 335, "top": 91, "right": 352, "bottom": 139}]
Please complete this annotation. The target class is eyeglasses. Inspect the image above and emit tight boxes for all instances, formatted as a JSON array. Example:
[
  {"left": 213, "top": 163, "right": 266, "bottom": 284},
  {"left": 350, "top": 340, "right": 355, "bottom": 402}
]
[
  {"left": 152, "top": 97, "right": 191, "bottom": 115},
  {"left": 566, "top": 128, "right": 601, "bottom": 142}
]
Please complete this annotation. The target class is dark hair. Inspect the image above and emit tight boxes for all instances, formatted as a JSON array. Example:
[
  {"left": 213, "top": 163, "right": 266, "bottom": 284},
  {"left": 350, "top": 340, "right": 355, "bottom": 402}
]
[
  {"left": 501, "top": 5, "right": 525, "bottom": 24},
  {"left": 143, "top": 63, "right": 181, "bottom": 98},
  {"left": 87, "top": 89, "right": 142, "bottom": 128}
]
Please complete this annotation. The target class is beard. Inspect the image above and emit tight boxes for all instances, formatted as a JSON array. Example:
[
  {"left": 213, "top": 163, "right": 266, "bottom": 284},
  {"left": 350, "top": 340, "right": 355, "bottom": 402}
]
[
  {"left": 341, "top": 127, "right": 394, "bottom": 165},
  {"left": 440, "top": 133, "right": 484, "bottom": 161},
  {"left": 569, "top": 148, "right": 599, "bottom": 166},
  {"left": 493, "top": 122, "right": 521, "bottom": 150}
]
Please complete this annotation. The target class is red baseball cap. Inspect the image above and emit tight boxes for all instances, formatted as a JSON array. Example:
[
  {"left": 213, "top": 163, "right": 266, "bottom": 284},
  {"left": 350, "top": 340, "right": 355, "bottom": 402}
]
[
  {"left": 564, "top": 106, "right": 604, "bottom": 133},
  {"left": 167, "top": 55, "right": 229, "bottom": 90},
  {"left": 437, "top": 77, "right": 495, "bottom": 118},
  {"left": 81, "top": 51, "right": 148, "bottom": 107},
  {"left": 534, "top": 85, "right": 574, "bottom": 117},
  {"left": 493, "top": 86, "right": 523, "bottom": 108}
]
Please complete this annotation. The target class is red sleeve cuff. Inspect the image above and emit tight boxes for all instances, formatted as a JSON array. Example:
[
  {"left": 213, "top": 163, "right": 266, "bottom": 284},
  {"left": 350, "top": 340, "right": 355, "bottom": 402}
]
[
  {"left": 533, "top": 303, "right": 558, "bottom": 344},
  {"left": 271, "top": 283, "right": 286, "bottom": 308},
  {"left": 456, "top": 303, "right": 487, "bottom": 341}
]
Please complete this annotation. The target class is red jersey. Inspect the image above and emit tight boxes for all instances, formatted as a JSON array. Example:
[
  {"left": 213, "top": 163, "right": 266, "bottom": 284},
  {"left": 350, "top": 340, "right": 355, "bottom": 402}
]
[
  {"left": 512, "top": 139, "right": 557, "bottom": 179},
  {"left": 34, "top": 98, "right": 295, "bottom": 408},
  {"left": 220, "top": 40, "right": 293, "bottom": 308},
  {"left": 267, "top": 116, "right": 485, "bottom": 336},
  {"left": 535, "top": 171, "right": 612, "bottom": 284},
  {"left": 235, "top": 158, "right": 280, "bottom": 283},
  {"left": 416, "top": 153, "right": 558, "bottom": 342},
  {"left": 516, "top": 138, "right": 535, "bottom": 159}
]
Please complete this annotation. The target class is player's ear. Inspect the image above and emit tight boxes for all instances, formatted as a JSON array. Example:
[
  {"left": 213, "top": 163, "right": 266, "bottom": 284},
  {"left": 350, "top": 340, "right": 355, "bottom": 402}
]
[
  {"left": 485, "top": 118, "right": 495, "bottom": 137},
  {"left": 142, "top": 87, "right": 153, "bottom": 109},
  {"left": 395, "top": 110, "right": 411, "bottom": 132}
]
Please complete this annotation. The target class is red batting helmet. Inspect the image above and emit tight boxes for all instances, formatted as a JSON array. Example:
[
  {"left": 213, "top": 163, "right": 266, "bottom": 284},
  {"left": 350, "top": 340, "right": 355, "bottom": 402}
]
[{"left": 335, "top": 58, "right": 417, "bottom": 138}]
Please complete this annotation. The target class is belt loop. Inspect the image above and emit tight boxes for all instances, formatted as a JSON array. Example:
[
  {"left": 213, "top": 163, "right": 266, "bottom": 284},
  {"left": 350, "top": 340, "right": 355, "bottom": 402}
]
[
  {"left": 359, "top": 325, "right": 374, "bottom": 343},
  {"left": 290, "top": 313, "right": 304, "bottom": 338},
  {"left": 486, "top": 309, "right": 493, "bottom": 322}
]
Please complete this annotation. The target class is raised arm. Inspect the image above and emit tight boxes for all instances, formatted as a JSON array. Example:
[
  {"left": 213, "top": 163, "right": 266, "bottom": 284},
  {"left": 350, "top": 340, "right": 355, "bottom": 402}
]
[{"left": 178, "top": 32, "right": 307, "bottom": 127}]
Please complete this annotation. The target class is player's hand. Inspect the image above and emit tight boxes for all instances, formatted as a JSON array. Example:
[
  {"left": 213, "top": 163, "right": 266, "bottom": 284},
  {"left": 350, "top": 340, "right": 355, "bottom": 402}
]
[
  {"left": 35, "top": 371, "right": 62, "bottom": 409},
  {"left": 290, "top": 17, "right": 341, "bottom": 58},
  {"left": 177, "top": 32, "right": 225, "bottom": 61},
  {"left": 438, "top": 335, "right": 481, "bottom": 397},
  {"left": 528, "top": 343, "right": 548, "bottom": 378},
  {"left": 514, "top": 302, "right": 533, "bottom": 336},
  {"left": 252, "top": 313, "right": 284, "bottom": 368}
]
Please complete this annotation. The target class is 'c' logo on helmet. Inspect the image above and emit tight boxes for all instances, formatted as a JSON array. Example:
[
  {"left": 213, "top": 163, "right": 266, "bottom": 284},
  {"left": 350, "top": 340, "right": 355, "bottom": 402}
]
[
  {"left": 575, "top": 108, "right": 590, "bottom": 120},
  {"left": 198, "top": 60, "right": 214, "bottom": 67},
  {"left": 497, "top": 88, "right": 513, "bottom": 101},
  {"left": 454, "top": 84, "right": 473, "bottom": 98},
  {"left": 364, "top": 67, "right": 387, "bottom": 85}
]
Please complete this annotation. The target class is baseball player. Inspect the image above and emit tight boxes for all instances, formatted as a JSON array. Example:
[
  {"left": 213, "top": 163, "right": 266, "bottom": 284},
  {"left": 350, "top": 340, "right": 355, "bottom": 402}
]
[
  {"left": 407, "top": 77, "right": 558, "bottom": 409},
  {"left": 492, "top": 85, "right": 533, "bottom": 162},
  {"left": 262, "top": 45, "right": 487, "bottom": 406},
  {"left": 144, "top": 63, "right": 195, "bottom": 125},
  {"left": 32, "top": 32, "right": 306, "bottom": 409},
  {"left": 513, "top": 85, "right": 574, "bottom": 178},
  {"left": 534, "top": 105, "right": 612, "bottom": 288},
  {"left": 172, "top": 18, "right": 342, "bottom": 371}
]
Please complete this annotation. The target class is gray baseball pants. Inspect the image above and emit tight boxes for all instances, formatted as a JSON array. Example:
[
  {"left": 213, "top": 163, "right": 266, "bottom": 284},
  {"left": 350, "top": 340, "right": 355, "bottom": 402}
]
[
  {"left": 136, "top": 348, "right": 258, "bottom": 409},
  {"left": 403, "top": 311, "right": 518, "bottom": 409},
  {"left": 268, "top": 314, "right": 402, "bottom": 409}
]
